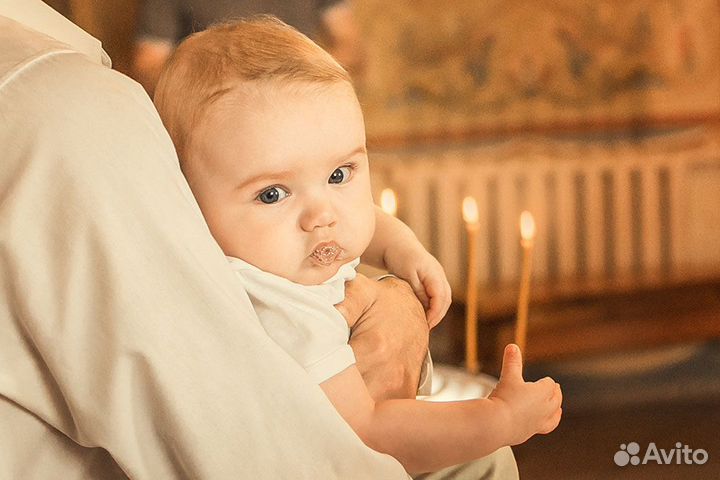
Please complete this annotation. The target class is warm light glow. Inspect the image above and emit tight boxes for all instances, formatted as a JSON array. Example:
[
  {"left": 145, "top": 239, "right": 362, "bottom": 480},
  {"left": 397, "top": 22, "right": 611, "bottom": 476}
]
[
  {"left": 520, "top": 211, "right": 536, "bottom": 241},
  {"left": 462, "top": 196, "right": 479, "bottom": 224},
  {"left": 380, "top": 188, "right": 397, "bottom": 217}
]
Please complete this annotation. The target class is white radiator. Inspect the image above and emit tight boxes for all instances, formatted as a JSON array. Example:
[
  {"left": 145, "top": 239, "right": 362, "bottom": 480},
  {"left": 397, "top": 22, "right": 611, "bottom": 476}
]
[{"left": 369, "top": 129, "right": 720, "bottom": 308}]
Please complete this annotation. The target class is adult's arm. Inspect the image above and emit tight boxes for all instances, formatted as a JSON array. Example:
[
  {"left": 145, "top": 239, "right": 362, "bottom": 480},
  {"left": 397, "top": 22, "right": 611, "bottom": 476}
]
[{"left": 0, "top": 42, "right": 407, "bottom": 479}]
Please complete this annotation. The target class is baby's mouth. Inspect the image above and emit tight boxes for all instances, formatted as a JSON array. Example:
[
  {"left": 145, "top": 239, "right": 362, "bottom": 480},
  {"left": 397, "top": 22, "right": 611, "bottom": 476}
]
[{"left": 310, "top": 242, "right": 342, "bottom": 266}]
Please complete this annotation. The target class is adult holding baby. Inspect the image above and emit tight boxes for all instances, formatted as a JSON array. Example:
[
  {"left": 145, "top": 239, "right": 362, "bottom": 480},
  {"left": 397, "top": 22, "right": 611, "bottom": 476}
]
[
  {"left": 153, "top": 16, "right": 562, "bottom": 475},
  {"left": 0, "top": 1, "right": 544, "bottom": 478}
]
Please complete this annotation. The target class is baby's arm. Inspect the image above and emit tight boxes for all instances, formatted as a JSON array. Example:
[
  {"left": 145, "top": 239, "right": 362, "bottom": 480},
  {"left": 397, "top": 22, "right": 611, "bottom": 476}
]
[
  {"left": 321, "top": 344, "right": 562, "bottom": 474},
  {"left": 362, "top": 206, "right": 451, "bottom": 327},
  {"left": 361, "top": 205, "right": 416, "bottom": 268}
]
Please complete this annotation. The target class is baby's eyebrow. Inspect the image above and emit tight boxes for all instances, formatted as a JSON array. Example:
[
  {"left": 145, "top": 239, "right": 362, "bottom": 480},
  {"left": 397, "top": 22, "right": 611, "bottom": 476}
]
[
  {"left": 236, "top": 170, "right": 294, "bottom": 190},
  {"left": 236, "top": 145, "right": 366, "bottom": 190},
  {"left": 333, "top": 145, "right": 367, "bottom": 163}
]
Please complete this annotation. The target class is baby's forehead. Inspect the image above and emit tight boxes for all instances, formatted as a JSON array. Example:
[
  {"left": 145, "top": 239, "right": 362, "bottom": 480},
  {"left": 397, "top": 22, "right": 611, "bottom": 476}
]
[
  {"left": 213, "top": 79, "right": 354, "bottom": 111},
  {"left": 191, "top": 83, "right": 361, "bottom": 162}
]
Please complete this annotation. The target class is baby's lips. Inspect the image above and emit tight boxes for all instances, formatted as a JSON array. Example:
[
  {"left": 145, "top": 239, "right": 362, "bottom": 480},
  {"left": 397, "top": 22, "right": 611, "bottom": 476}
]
[{"left": 310, "top": 242, "right": 341, "bottom": 265}]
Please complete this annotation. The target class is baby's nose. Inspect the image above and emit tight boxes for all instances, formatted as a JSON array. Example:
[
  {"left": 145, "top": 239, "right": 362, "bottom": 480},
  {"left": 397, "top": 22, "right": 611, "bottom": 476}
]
[{"left": 300, "top": 198, "right": 337, "bottom": 232}]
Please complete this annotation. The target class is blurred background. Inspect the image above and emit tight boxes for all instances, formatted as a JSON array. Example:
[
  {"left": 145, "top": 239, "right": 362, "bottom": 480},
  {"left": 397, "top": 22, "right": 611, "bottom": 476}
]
[{"left": 44, "top": 1, "right": 720, "bottom": 478}]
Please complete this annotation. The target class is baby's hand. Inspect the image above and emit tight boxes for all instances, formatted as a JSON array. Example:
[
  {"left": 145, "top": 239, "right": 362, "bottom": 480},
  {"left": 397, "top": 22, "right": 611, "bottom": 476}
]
[
  {"left": 384, "top": 240, "right": 451, "bottom": 329},
  {"left": 488, "top": 344, "right": 563, "bottom": 445}
]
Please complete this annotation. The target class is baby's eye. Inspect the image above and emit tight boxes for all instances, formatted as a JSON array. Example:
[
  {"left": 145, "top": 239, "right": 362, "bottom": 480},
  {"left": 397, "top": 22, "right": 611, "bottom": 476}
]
[
  {"left": 328, "top": 166, "right": 352, "bottom": 185},
  {"left": 257, "top": 186, "right": 290, "bottom": 204}
]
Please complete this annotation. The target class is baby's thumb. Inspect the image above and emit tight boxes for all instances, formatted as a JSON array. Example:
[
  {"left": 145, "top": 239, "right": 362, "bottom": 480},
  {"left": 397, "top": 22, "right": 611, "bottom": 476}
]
[{"left": 499, "top": 344, "right": 524, "bottom": 383}]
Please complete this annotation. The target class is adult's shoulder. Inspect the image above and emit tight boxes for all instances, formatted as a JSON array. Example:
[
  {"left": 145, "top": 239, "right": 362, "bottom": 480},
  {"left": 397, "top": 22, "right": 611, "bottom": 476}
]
[
  {"left": 1, "top": 31, "right": 180, "bottom": 187},
  {"left": 2, "top": 50, "right": 164, "bottom": 144},
  {"left": 1, "top": 16, "right": 166, "bottom": 145}
]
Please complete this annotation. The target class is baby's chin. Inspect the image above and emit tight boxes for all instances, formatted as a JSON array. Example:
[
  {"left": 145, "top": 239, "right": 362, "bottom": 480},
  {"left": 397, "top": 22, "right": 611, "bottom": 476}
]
[{"left": 289, "top": 259, "right": 351, "bottom": 286}]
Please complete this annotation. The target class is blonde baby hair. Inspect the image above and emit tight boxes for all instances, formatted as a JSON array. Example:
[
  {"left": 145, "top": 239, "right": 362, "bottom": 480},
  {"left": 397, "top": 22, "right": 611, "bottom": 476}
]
[{"left": 154, "top": 15, "right": 352, "bottom": 166}]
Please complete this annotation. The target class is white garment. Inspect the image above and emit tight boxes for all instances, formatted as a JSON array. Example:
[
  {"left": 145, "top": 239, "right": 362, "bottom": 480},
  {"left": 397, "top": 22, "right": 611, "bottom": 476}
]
[
  {"left": 229, "top": 258, "right": 359, "bottom": 384},
  {"left": 0, "top": 2, "right": 408, "bottom": 479}
]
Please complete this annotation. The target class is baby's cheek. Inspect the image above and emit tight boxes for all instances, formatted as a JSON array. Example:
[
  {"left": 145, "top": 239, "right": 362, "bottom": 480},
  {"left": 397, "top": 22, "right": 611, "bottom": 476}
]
[
  {"left": 244, "top": 235, "right": 296, "bottom": 274},
  {"left": 356, "top": 206, "right": 376, "bottom": 252},
  {"left": 337, "top": 194, "right": 375, "bottom": 258}
]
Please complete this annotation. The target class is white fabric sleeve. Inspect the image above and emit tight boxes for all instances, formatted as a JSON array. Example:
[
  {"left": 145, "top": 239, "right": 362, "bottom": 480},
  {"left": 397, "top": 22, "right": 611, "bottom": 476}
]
[
  {"left": 229, "top": 262, "right": 358, "bottom": 385},
  {"left": 305, "top": 345, "right": 357, "bottom": 384},
  {"left": 0, "top": 42, "right": 406, "bottom": 479}
]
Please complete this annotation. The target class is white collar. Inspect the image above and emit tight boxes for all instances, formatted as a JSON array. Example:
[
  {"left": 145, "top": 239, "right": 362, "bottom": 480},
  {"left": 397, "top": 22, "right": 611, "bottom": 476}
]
[
  {"left": 227, "top": 257, "right": 360, "bottom": 287},
  {"left": 0, "top": 0, "right": 111, "bottom": 67}
]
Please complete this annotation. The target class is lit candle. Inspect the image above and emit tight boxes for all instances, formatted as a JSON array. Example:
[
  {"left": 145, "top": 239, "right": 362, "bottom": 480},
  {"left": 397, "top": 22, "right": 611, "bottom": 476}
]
[
  {"left": 380, "top": 188, "right": 397, "bottom": 217},
  {"left": 515, "top": 211, "right": 536, "bottom": 353},
  {"left": 462, "top": 196, "right": 480, "bottom": 374}
]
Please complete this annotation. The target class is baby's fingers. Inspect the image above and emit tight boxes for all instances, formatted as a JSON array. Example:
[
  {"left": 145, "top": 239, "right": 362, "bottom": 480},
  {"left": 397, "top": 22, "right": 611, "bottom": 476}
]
[
  {"left": 539, "top": 407, "right": 562, "bottom": 434},
  {"left": 403, "top": 271, "right": 429, "bottom": 311},
  {"left": 423, "top": 279, "right": 451, "bottom": 329},
  {"left": 426, "top": 295, "right": 447, "bottom": 329},
  {"left": 552, "top": 382, "right": 563, "bottom": 407},
  {"left": 414, "top": 285, "right": 430, "bottom": 311},
  {"left": 540, "top": 383, "right": 563, "bottom": 434}
]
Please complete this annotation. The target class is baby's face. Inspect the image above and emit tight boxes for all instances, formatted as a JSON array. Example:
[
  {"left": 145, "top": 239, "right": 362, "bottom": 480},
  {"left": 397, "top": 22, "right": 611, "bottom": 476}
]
[{"left": 186, "top": 82, "right": 375, "bottom": 285}]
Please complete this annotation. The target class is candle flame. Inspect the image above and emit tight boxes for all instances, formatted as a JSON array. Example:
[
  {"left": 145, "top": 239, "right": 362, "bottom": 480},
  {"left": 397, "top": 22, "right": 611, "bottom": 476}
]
[
  {"left": 380, "top": 188, "right": 397, "bottom": 217},
  {"left": 520, "top": 211, "right": 536, "bottom": 241},
  {"left": 462, "top": 196, "right": 479, "bottom": 224}
]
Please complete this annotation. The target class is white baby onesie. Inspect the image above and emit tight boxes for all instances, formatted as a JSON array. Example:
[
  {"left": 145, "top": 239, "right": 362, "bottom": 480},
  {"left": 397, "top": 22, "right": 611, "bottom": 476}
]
[{"left": 228, "top": 257, "right": 359, "bottom": 384}]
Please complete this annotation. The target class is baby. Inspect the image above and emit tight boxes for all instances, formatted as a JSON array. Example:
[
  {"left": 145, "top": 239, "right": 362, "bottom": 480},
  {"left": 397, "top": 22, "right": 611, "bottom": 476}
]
[{"left": 155, "top": 17, "right": 561, "bottom": 474}]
